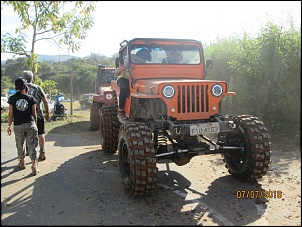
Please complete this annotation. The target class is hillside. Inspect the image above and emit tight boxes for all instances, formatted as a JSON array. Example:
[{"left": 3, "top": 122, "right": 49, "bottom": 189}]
[
  {"left": 1, "top": 54, "right": 79, "bottom": 64},
  {"left": 37, "top": 54, "right": 79, "bottom": 62}
]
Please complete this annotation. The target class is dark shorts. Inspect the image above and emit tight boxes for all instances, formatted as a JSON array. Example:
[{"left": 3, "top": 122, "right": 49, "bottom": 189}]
[
  {"left": 37, "top": 118, "right": 45, "bottom": 135},
  {"left": 117, "top": 77, "right": 129, "bottom": 89}
]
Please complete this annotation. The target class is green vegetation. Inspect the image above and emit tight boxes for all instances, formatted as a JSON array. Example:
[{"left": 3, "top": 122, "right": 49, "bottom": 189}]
[
  {"left": 1, "top": 101, "right": 90, "bottom": 133},
  {"left": 1, "top": 1, "right": 96, "bottom": 74},
  {"left": 204, "top": 21, "right": 301, "bottom": 135},
  {"left": 1, "top": 55, "right": 116, "bottom": 100}
]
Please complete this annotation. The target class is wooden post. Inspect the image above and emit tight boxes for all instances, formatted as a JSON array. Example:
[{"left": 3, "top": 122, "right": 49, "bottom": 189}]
[{"left": 70, "top": 73, "right": 73, "bottom": 115}]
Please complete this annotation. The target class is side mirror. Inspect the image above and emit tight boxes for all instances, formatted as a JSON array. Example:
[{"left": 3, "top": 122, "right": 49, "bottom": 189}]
[{"left": 206, "top": 59, "right": 213, "bottom": 69}]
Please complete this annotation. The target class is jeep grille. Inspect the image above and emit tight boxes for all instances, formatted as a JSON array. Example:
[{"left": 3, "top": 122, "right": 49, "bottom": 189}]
[{"left": 177, "top": 85, "right": 209, "bottom": 113}]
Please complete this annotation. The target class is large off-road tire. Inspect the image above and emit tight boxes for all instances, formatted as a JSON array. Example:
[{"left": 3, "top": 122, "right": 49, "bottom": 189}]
[
  {"left": 99, "top": 105, "right": 119, "bottom": 153},
  {"left": 118, "top": 123, "right": 157, "bottom": 196},
  {"left": 223, "top": 115, "right": 272, "bottom": 181},
  {"left": 90, "top": 102, "right": 101, "bottom": 131}
]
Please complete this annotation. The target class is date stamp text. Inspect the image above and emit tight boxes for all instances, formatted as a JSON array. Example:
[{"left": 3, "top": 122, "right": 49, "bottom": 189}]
[{"left": 236, "top": 190, "right": 283, "bottom": 199}]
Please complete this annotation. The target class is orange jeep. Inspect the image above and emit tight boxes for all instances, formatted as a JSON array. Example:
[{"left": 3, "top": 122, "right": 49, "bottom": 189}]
[{"left": 99, "top": 38, "right": 272, "bottom": 196}]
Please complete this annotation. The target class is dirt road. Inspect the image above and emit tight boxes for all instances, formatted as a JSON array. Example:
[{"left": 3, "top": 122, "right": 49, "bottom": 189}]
[{"left": 1, "top": 126, "right": 301, "bottom": 226}]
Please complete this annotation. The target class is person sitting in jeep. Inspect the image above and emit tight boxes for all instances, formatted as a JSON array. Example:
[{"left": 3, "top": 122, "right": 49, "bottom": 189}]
[
  {"left": 162, "top": 50, "right": 183, "bottom": 64},
  {"left": 115, "top": 48, "right": 151, "bottom": 117}
]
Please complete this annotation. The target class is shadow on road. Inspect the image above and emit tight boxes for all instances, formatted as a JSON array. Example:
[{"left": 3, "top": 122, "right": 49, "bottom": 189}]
[
  {"left": 203, "top": 175, "right": 269, "bottom": 225},
  {"left": 2, "top": 147, "right": 269, "bottom": 226},
  {"left": 156, "top": 168, "right": 269, "bottom": 225},
  {"left": 5, "top": 128, "right": 298, "bottom": 225}
]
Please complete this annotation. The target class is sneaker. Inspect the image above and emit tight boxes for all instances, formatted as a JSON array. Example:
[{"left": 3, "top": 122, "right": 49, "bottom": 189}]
[
  {"left": 31, "top": 166, "right": 39, "bottom": 176},
  {"left": 18, "top": 161, "right": 26, "bottom": 170}
]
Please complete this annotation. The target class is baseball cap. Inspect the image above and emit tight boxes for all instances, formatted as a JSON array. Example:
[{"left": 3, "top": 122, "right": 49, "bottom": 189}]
[
  {"left": 22, "top": 70, "right": 33, "bottom": 82},
  {"left": 15, "top": 78, "right": 27, "bottom": 90},
  {"left": 136, "top": 49, "right": 151, "bottom": 61}
]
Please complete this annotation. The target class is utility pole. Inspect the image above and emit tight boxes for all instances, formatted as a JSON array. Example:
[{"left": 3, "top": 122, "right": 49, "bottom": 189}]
[{"left": 70, "top": 73, "right": 73, "bottom": 115}]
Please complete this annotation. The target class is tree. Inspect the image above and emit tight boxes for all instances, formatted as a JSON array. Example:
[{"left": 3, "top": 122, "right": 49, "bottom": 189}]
[
  {"left": 0, "top": 75, "right": 13, "bottom": 93},
  {"left": 1, "top": 1, "right": 96, "bottom": 74},
  {"left": 34, "top": 76, "right": 57, "bottom": 96}
]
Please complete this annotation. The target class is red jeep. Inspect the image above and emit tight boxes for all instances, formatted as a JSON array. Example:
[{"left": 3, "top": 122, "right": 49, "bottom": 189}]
[{"left": 89, "top": 65, "right": 116, "bottom": 131}]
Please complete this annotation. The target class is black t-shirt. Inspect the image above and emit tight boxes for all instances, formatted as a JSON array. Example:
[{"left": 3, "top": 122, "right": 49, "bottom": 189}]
[{"left": 8, "top": 92, "right": 37, "bottom": 125}]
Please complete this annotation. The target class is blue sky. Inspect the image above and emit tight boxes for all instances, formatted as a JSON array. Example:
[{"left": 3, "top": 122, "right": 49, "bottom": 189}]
[{"left": 1, "top": 1, "right": 301, "bottom": 60}]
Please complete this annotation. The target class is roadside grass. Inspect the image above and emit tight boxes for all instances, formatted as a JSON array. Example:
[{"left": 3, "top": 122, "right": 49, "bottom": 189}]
[{"left": 1, "top": 101, "right": 91, "bottom": 134}]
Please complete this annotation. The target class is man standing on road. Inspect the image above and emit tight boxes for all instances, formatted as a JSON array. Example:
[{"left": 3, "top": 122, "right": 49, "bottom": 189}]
[
  {"left": 22, "top": 70, "right": 50, "bottom": 160},
  {"left": 7, "top": 78, "right": 39, "bottom": 175}
]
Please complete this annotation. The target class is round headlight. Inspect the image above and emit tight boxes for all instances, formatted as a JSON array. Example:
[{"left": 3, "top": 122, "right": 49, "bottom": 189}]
[
  {"left": 211, "top": 84, "right": 223, "bottom": 97},
  {"left": 106, "top": 93, "right": 112, "bottom": 100},
  {"left": 162, "top": 85, "right": 175, "bottom": 98}
]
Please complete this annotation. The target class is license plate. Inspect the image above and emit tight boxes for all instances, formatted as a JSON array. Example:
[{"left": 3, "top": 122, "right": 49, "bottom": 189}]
[{"left": 190, "top": 122, "right": 220, "bottom": 135}]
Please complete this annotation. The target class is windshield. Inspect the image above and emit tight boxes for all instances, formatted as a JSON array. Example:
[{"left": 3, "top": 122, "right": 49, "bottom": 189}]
[
  {"left": 130, "top": 44, "right": 201, "bottom": 65},
  {"left": 101, "top": 70, "right": 116, "bottom": 83}
]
